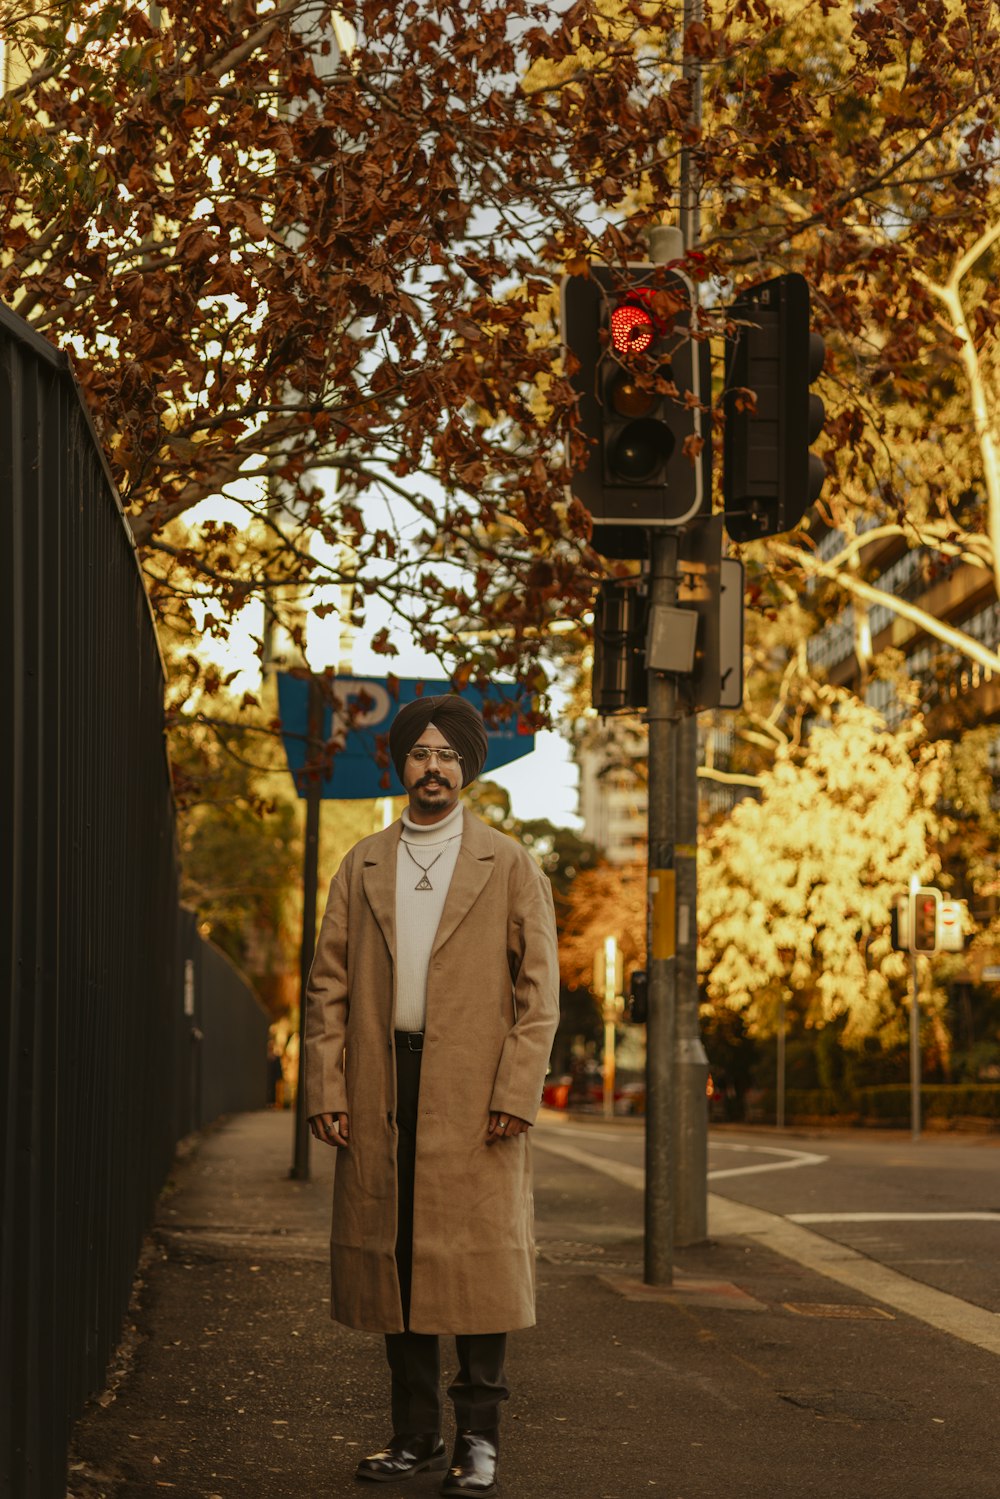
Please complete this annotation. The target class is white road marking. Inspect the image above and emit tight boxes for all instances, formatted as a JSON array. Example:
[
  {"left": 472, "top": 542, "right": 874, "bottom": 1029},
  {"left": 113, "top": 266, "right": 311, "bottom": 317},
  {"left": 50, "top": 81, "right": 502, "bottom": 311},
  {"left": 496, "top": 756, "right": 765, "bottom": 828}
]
[
  {"left": 535, "top": 1131, "right": 827, "bottom": 1182},
  {"left": 534, "top": 1129, "right": 1000, "bottom": 1357},
  {"left": 709, "top": 1145, "right": 828, "bottom": 1180},
  {"left": 790, "top": 1212, "right": 1000, "bottom": 1224},
  {"left": 709, "top": 1196, "right": 1000, "bottom": 1358},
  {"left": 533, "top": 1134, "right": 645, "bottom": 1190},
  {"left": 540, "top": 1127, "right": 641, "bottom": 1145}
]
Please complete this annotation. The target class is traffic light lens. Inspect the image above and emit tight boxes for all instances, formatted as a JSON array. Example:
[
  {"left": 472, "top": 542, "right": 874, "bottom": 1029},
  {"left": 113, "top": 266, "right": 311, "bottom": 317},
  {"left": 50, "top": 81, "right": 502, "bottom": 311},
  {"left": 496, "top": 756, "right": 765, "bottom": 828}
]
[
  {"left": 808, "top": 391, "right": 825, "bottom": 443},
  {"left": 609, "top": 417, "right": 673, "bottom": 481},
  {"left": 611, "top": 302, "right": 655, "bottom": 356},
  {"left": 610, "top": 374, "right": 657, "bottom": 419},
  {"left": 912, "top": 889, "right": 940, "bottom": 952},
  {"left": 808, "top": 452, "right": 826, "bottom": 503},
  {"left": 808, "top": 330, "right": 825, "bottom": 383}
]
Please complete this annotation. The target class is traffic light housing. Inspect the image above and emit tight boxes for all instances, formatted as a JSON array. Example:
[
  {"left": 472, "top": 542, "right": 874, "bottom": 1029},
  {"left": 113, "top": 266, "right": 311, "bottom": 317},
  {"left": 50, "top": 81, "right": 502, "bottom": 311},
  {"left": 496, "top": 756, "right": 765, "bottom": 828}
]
[
  {"left": 626, "top": 969, "right": 648, "bottom": 1025},
  {"left": 723, "top": 272, "right": 826, "bottom": 543},
  {"left": 911, "top": 888, "right": 940, "bottom": 954},
  {"left": 592, "top": 577, "right": 647, "bottom": 714},
  {"left": 562, "top": 264, "right": 711, "bottom": 556},
  {"left": 591, "top": 522, "right": 743, "bottom": 715},
  {"left": 889, "top": 895, "right": 910, "bottom": 952},
  {"left": 937, "top": 899, "right": 966, "bottom": 953}
]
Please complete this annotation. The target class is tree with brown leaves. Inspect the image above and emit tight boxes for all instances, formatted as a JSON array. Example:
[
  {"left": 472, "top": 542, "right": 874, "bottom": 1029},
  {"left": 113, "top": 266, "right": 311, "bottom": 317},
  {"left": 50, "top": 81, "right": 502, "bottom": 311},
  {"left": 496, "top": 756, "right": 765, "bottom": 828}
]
[{"left": 6, "top": 0, "right": 1000, "bottom": 712}]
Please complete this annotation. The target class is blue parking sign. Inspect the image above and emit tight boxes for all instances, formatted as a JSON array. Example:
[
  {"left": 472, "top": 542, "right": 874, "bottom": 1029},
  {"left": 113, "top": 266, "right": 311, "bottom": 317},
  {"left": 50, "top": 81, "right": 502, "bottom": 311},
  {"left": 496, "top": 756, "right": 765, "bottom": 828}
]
[{"left": 277, "top": 673, "right": 535, "bottom": 799}]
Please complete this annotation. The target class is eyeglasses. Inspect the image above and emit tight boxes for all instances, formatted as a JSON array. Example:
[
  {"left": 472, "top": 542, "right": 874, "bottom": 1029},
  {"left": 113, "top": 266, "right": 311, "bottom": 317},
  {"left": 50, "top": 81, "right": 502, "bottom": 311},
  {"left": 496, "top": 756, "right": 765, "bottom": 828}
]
[{"left": 407, "top": 746, "right": 462, "bottom": 765}]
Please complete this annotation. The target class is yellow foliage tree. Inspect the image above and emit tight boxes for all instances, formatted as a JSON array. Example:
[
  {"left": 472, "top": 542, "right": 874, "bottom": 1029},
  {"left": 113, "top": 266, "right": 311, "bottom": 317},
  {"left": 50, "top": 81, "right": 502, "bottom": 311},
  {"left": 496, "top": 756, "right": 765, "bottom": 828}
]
[
  {"left": 558, "top": 861, "right": 647, "bottom": 994},
  {"left": 698, "top": 696, "right": 946, "bottom": 1044}
]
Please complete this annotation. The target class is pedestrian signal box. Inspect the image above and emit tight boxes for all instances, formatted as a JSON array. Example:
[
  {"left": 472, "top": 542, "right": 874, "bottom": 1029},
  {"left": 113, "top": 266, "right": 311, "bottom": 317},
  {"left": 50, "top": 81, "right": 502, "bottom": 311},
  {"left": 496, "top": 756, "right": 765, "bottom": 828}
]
[
  {"left": 591, "top": 577, "right": 647, "bottom": 714},
  {"left": 889, "top": 895, "right": 910, "bottom": 952},
  {"left": 626, "top": 970, "right": 648, "bottom": 1025},
  {"left": 911, "top": 888, "right": 940, "bottom": 954},
  {"left": 892, "top": 887, "right": 964, "bottom": 955},
  {"left": 937, "top": 899, "right": 966, "bottom": 953}
]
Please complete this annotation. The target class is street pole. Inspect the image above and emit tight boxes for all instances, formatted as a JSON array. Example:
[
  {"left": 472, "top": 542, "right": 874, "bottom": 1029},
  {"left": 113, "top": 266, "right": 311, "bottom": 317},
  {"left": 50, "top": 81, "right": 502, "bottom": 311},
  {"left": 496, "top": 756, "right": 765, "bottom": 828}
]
[
  {"left": 603, "top": 1013, "right": 617, "bottom": 1120},
  {"left": 291, "top": 676, "right": 323, "bottom": 1181},
  {"left": 643, "top": 0, "right": 711, "bottom": 1277},
  {"left": 776, "top": 993, "right": 786, "bottom": 1131},
  {"left": 645, "top": 529, "right": 679, "bottom": 1285},
  {"left": 671, "top": 0, "right": 710, "bottom": 1247},
  {"left": 910, "top": 953, "right": 921, "bottom": 1142},
  {"left": 673, "top": 709, "right": 708, "bottom": 1240},
  {"left": 602, "top": 936, "right": 618, "bottom": 1120}
]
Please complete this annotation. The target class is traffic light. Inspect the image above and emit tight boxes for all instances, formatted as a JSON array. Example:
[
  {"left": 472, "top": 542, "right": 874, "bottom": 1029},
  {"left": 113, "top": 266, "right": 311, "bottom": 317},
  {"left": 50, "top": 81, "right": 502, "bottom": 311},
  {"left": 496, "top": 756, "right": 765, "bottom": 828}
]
[
  {"left": 937, "top": 899, "right": 966, "bottom": 953},
  {"left": 723, "top": 272, "right": 826, "bottom": 543},
  {"left": 911, "top": 888, "right": 940, "bottom": 954},
  {"left": 591, "top": 522, "right": 742, "bottom": 714},
  {"left": 626, "top": 969, "right": 648, "bottom": 1025},
  {"left": 561, "top": 264, "right": 711, "bottom": 556},
  {"left": 889, "top": 895, "right": 910, "bottom": 952},
  {"left": 591, "top": 577, "right": 648, "bottom": 714}
]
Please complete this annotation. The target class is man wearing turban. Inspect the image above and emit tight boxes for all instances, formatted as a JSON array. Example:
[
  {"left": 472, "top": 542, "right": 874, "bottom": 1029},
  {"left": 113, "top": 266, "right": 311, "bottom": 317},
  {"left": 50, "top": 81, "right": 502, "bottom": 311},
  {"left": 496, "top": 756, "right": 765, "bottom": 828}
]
[{"left": 304, "top": 694, "right": 560, "bottom": 1496}]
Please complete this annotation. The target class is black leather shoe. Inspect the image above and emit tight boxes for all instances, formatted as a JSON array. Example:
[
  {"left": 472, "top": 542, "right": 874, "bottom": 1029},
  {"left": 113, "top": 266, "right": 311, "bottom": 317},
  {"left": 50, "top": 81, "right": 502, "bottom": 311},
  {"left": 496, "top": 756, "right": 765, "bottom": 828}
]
[
  {"left": 440, "top": 1429, "right": 499, "bottom": 1496},
  {"left": 355, "top": 1432, "right": 447, "bottom": 1482}
]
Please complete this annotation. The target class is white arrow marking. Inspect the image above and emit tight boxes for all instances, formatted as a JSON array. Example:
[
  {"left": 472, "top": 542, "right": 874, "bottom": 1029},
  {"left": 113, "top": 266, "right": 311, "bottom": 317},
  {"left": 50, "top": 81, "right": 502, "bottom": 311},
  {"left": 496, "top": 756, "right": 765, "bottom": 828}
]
[{"left": 708, "top": 1145, "right": 828, "bottom": 1180}]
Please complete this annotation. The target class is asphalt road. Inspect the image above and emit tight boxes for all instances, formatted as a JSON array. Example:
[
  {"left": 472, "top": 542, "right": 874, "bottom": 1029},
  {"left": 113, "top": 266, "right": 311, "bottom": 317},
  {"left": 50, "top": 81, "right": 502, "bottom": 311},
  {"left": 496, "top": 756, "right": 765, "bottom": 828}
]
[{"left": 533, "top": 1117, "right": 1000, "bottom": 1313}]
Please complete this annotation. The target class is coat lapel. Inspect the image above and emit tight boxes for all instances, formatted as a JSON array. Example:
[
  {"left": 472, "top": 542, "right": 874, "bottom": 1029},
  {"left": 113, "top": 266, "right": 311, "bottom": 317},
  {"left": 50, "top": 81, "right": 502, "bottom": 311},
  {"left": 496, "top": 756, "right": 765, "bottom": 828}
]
[
  {"left": 431, "top": 809, "right": 496, "bottom": 958},
  {"left": 361, "top": 821, "right": 402, "bottom": 961}
]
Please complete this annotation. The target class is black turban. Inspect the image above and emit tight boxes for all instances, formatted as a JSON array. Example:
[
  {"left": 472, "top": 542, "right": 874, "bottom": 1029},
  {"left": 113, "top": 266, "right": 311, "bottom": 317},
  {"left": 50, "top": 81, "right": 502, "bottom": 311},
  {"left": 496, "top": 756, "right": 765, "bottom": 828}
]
[{"left": 388, "top": 695, "right": 489, "bottom": 788}]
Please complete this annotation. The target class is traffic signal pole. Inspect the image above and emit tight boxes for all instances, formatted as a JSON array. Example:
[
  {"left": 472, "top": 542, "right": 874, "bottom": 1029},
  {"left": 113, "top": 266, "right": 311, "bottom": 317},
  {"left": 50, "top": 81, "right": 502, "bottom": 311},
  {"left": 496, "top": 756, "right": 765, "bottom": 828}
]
[
  {"left": 673, "top": 0, "right": 710, "bottom": 1248},
  {"left": 910, "top": 953, "right": 921, "bottom": 1142},
  {"left": 641, "top": 2, "right": 712, "bottom": 1274},
  {"left": 674, "top": 708, "right": 708, "bottom": 1242},
  {"left": 645, "top": 529, "right": 679, "bottom": 1285}
]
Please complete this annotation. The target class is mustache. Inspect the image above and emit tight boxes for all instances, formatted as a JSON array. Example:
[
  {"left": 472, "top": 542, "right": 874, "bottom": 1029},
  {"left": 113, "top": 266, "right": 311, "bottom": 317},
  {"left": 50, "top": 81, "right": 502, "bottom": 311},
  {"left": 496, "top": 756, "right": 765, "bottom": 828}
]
[{"left": 417, "top": 774, "right": 449, "bottom": 789}]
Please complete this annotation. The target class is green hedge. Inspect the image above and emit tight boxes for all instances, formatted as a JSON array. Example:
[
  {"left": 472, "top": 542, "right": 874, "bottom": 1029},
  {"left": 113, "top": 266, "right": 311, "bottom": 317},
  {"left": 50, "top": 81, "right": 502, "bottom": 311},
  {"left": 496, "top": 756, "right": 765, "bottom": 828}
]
[
  {"left": 748, "top": 1085, "right": 1000, "bottom": 1126},
  {"left": 747, "top": 1089, "right": 852, "bottom": 1122},
  {"left": 786, "top": 1089, "right": 852, "bottom": 1119},
  {"left": 856, "top": 1084, "right": 1000, "bottom": 1123}
]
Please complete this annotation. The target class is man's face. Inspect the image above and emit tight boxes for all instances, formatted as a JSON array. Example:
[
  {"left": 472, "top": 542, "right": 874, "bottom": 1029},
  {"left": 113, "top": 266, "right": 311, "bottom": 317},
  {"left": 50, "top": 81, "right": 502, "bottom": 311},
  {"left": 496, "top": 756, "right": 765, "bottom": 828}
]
[{"left": 402, "top": 720, "right": 463, "bottom": 824}]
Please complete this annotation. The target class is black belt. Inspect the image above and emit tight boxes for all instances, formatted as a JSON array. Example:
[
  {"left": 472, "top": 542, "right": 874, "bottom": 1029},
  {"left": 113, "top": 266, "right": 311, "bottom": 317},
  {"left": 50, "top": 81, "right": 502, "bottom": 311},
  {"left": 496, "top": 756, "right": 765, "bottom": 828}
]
[{"left": 394, "top": 1030, "right": 425, "bottom": 1052}]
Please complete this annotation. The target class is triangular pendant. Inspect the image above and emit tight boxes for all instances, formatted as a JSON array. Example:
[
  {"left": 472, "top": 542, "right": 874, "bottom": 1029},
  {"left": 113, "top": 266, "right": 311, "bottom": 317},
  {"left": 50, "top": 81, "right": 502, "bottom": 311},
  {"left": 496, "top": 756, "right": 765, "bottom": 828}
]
[{"left": 414, "top": 873, "right": 433, "bottom": 891}]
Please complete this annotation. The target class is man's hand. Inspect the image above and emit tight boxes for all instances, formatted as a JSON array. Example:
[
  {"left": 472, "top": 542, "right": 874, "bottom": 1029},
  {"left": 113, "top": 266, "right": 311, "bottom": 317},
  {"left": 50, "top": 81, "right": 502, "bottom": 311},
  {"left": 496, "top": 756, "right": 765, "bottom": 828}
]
[
  {"left": 309, "top": 1112, "right": 350, "bottom": 1147},
  {"left": 486, "top": 1111, "right": 529, "bottom": 1144}
]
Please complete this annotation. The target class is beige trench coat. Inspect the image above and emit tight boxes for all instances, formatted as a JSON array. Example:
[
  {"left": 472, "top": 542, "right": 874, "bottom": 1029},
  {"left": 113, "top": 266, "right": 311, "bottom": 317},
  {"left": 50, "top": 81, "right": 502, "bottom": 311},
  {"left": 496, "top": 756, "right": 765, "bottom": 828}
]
[{"left": 304, "top": 808, "right": 560, "bottom": 1335}]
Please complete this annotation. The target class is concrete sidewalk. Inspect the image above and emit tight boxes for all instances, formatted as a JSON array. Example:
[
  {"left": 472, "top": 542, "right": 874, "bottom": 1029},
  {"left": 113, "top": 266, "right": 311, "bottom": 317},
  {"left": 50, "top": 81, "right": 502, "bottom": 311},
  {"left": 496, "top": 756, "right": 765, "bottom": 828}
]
[{"left": 69, "top": 1110, "right": 999, "bottom": 1499}]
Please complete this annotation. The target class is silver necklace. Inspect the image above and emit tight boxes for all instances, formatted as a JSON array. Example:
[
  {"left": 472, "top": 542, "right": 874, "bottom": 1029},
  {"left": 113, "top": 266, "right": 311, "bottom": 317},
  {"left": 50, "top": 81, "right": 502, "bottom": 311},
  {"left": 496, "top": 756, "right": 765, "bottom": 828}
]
[{"left": 402, "top": 836, "right": 459, "bottom": 891}]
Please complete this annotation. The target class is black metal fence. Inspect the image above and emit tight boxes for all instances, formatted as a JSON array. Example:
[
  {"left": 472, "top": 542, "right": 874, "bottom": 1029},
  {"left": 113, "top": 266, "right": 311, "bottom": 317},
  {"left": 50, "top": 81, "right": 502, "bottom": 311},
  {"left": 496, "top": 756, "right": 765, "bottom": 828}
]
[
  {"left": 176, "top": 907, "right": 271, "bottom": 1137},
  {"left": 1, "top": 307, "right": 269, "bottom": 1498}
]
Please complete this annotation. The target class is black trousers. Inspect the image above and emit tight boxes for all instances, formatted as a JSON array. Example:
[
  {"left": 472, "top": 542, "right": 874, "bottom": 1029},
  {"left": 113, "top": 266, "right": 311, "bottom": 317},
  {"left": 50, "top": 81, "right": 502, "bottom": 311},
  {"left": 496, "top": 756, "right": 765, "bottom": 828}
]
[{"left": 386, "top": 1042, "right": 508, "bottom": 1435}]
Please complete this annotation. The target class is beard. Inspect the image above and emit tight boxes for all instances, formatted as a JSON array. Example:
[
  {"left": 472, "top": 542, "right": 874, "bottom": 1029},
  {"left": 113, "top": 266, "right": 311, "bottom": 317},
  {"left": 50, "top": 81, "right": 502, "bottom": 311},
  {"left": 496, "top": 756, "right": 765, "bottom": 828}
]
[{"left": 411, "top": 774, "right": 457, "bottom": 812}]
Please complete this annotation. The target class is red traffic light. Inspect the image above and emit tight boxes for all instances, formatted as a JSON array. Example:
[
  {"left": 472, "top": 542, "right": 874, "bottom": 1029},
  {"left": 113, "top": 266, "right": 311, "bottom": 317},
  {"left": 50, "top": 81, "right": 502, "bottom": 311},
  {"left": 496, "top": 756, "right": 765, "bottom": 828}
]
[
  {"left": 911, "top": 888, "right": 939, "bottom": 953},
  {"left": 610, "top": 301, "right": 655, "bottom": 356},
  {"left": 559, "top": 263, "right": 711, "bottom": 537}
]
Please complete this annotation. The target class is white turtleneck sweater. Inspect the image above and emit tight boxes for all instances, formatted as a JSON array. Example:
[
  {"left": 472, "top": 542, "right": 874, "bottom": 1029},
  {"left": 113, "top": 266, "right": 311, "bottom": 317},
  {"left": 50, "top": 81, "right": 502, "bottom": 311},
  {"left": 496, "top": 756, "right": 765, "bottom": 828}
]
[{"left": 394, "top": 800, "right": 464, "bottom": 1032}]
